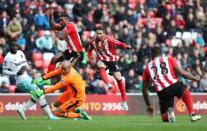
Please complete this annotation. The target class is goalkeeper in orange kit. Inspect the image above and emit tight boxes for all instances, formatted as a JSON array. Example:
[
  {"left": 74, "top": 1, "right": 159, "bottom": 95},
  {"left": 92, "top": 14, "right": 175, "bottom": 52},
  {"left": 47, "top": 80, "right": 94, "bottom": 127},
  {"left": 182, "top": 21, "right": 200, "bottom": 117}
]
[{"left": 31, "top": 60, "right": 91, "bottom": 120}]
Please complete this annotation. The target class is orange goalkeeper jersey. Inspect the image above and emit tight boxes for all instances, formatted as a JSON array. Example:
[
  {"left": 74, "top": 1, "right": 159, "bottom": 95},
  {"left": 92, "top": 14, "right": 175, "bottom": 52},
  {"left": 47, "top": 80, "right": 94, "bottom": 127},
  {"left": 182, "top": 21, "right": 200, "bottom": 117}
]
[{"left": 43, "top": 67, "right": 86, "bottom": 102}]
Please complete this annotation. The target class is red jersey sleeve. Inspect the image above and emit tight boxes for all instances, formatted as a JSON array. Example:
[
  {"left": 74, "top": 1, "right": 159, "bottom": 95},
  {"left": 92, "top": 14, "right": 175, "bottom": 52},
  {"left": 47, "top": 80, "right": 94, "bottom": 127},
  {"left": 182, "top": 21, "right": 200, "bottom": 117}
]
[
  {"left": 65, "top": 23, "right": 72, "bottom": 34},
  {"left": 143, "top": 67, "right": 150, "bottom": 81},
  {"left": 168, "top": 57, "right": 179, "bottom": 67},
  {"left": 107, "top": 36, "right": 129, "bottom": 48},
  {"left": 44, "top": 77, "right": 69, "bottom": 94}
]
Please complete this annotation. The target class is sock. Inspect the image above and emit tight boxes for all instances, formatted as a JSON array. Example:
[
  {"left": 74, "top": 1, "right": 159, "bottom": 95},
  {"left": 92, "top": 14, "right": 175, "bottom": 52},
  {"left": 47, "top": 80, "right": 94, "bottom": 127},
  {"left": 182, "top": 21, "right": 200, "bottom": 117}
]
[
  {"left": 64, "top": 112, "right": 81, "bottom": 118},
  {"left": 99, "top": 68, "right": 109, "bottom": 84},
  {"left": 38, "top": 95, "right": 54, "bottom": 118},
  {"left": 47, "top": 63, "right": 56, "bottom": 73},
  {"left": 118, "top": 79, "right": 127, "bottom": 101},
  {"left": 182, "top": 89, "right": 194, "bottom": 114},
  {"left": 22, "top": 98, "right": 36, "bottom": 111}
]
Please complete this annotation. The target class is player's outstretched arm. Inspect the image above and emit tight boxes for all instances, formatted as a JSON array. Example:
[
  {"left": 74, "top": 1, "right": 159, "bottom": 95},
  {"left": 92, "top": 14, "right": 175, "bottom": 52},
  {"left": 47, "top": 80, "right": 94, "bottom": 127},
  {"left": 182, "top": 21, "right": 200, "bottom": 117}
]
[
  {"left": 174, "top": 66, "right": 200, "bottom": 81},
  {"left": 112, "top": 38, "right": 131, "bottom": 49},
  {"left": 44, "top": 78, "right": 68, "bottom": 94},
  {"left": 31, "top": 78, "right": 68, "bottom": 100},
  {"left": 142, "top": 80, "right": 154, "bottom": 116},
  {"left": 48, "top": 9, "right": 61, "bottom": 30},
  {"left": 32, "top": 68, "right": 61, "bottom": 86}
]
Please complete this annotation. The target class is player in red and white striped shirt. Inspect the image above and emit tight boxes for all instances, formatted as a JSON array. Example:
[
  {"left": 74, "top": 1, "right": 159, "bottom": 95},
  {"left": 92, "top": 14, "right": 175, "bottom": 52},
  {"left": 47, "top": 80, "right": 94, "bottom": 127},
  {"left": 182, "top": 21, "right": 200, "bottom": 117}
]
[
  {"left": 88, "top": 28, "right": 131, "bottom": 111},
  {"left": 142, "top": 47, "right": 201, "bottom": 122},
  {"left": 47, "top": 9, "right": 83, "bottom": 73}
]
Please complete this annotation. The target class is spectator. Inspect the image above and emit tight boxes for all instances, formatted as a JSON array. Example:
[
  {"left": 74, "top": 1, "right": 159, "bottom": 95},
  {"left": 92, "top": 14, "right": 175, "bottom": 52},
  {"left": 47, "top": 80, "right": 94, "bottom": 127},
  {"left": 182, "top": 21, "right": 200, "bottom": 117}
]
[
  {"left": 72, "top": 0, "right": 85, "bottom": 19},
  {"left": 114, "top": 6, "right": 126, "bottom": 24},
  {"left": 126, "top": 69, "right": 137, "bottom": 93},
  {"left": 0, "top": 80, "right": 10, "bottom": 93},
  {"left": 119, "top": 25, "right": 134, "bottom": 45},
  {"left": 0, "top": 10, "right": 9, "bottom": 36},
  {"left": 109, "top": 0, "right": 119, "bottom": 16},
  {"left": 93, "top": 4, "right": 103, "bottom": 23},
  {"left": 34, "top": 7, "right": 50, "bottom": 30},
  {"left": 95, "top": 80, "right": 107, "bottom": 94},
  {"left": 185, "top": 12, "right": 195, "bottom": 31},
  {"left": 200, "top": 71, "right": 207, "bottom": 92},
  {"left": 0, "top": 75, "right": 10, "bottom": 87},
  {"left": 35, "top": 30, "right": 53, "bottom": 52},
  {"left": 5, "top": 16, "right": 22, "bottom": 40},
  {"left": 190, "top": 81, "right": 202, "bottom": 92}
]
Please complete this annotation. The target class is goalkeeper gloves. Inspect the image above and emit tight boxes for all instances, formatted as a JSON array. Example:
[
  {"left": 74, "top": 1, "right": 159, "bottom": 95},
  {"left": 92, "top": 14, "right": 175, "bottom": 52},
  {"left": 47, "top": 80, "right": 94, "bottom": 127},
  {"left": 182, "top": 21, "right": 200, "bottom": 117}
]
[
  {"left": 30, "top": 89, "right": 44, "bottom": 101},
  {"left": 32, "top": 77, "right": 51, "bottom": 87},
  {"left": 32, "top": 77, "right": 43, "bottom": 85}
]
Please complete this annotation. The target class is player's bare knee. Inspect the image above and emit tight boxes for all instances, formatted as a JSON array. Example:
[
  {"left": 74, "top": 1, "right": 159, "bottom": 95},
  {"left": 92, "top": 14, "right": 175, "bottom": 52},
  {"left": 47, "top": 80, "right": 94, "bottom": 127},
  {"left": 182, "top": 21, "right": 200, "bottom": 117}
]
[
  {"left": 51, "top": 53, "right": 64, "bottom": 64},
  {"left": 51, "top": 56, "right": 58, "bottom": 64},
  {"left": 113, "top": 72, "right": 122, "bottom": 81},
  {"left": 97, "top": 61, "right": 106, "bottom": 68}
]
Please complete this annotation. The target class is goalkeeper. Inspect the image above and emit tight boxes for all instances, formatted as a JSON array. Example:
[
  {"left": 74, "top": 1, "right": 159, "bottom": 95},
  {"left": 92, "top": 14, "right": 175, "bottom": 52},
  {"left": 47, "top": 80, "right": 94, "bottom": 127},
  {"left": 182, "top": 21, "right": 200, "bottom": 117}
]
[{"left": 32, "top": 60, "right": 91, "bottom": 120}]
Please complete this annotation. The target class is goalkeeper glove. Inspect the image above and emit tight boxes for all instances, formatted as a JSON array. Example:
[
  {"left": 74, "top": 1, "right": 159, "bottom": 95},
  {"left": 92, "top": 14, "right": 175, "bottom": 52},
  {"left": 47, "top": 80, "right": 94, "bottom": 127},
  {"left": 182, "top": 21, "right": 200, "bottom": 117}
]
[
  {"left": 30, "top": 89, "right": 44, "bottom": 101},
  {"left": 36, "top": 79, "right": 51, "bottom": 87},
  {"left": 32, "top": 77, "right": 43, "bottom": 85}
]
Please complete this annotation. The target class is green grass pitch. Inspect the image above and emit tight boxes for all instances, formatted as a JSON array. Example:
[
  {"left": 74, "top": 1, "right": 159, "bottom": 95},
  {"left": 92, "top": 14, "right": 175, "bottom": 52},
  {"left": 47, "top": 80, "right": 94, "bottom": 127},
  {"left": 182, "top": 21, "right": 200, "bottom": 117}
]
[{"left": 0, "top": 115, "right": 206, "bottom": 131}]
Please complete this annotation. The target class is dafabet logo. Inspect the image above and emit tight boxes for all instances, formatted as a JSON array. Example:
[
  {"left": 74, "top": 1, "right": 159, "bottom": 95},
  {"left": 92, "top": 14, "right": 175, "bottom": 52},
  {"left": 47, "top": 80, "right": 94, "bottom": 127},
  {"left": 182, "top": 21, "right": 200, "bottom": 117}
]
[
  {"left": 176, "top": 100, "right": 186, "bottom": 112},
  {"left": 0, "top": 101, "right": 4, "bottom": 113}
]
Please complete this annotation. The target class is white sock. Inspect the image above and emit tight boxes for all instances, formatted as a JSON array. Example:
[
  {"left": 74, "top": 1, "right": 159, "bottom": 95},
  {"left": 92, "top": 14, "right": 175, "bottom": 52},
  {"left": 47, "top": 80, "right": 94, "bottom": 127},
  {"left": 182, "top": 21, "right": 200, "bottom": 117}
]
[
  {"left": 22, "top": 99, "right": 36, "bottom": 111},
  {"left": 38, "top": 95, "right": 54, "bottom": 118}
]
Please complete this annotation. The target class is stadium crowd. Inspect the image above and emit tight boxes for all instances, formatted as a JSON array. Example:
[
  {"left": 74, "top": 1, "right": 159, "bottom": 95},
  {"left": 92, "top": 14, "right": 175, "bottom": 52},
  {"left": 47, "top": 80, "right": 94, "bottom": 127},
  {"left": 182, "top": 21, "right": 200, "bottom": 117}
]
[{"left": 0, "top": 0, "right": 207, "bottom": 93}]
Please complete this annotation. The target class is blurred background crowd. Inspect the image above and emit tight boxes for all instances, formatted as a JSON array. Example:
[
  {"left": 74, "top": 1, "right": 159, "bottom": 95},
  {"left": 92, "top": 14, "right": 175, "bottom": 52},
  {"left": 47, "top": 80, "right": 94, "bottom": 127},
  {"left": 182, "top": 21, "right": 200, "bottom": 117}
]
[{"left": 0, "top": 0, "right": 207, "bottom": 94}]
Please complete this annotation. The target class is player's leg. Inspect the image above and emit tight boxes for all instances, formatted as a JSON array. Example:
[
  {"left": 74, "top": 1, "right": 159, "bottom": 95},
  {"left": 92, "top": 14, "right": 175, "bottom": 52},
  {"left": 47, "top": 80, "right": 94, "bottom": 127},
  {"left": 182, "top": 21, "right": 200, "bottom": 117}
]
[
  {"left": 109, "top": 62, "right": 128, "bottom": 110},
  {"left": 52, "top": 89, "right": 79, "bottom": 118},
  {"left": 17, "top": 78, "right": 59, "bottom": 120},
  {"left": 175, "top": 82, "right": 201, "bottom": 122},
  {"left": 16, "top": 79, "right": 37, "bottom": 120},
  {"left": 113, "top": 72, "right": 129, "bottom": 110},
  {"left": 113, "top": 72, "right": 127, "bottom": 101},
  {"left": 97, "top": 61, "right": 113, "bottom": 89},
  {"left": 159, "top": 100, "right": 175, "bottom": 122},
  {"left": 182, "top": 89, "right": 201, "bottom": 121},
  {"left": 56, "top": 99, "right": 92, "bottom": 120},
  {"left": 158, "top": 87, "right": 175, "bottom": 122},
  {"left": 54, "top": 99, "right": 80, "bottom": 118},
  {"left": 75, "top": 107, "right": 92, "bottom": 120},
  {"left": 68, "top": 52, "right": 84, "bottom": 68},
  {"left": 51, "top": 89, "right": 71, "bottom": 111},
  {"left": 53, "top": 107, "right": 81, "bottom": 119},
  {"left": 113, "top": 71, "right": 128, "bottom": 110},
  {"left": 47, "top": 52, "right": 64, "bottom": 73},
  {"left": 51, "top": 101, "right": 62, "bottom": 111},
  {"left": 37, "top": 95, "right": 60, "bottom": 120}
]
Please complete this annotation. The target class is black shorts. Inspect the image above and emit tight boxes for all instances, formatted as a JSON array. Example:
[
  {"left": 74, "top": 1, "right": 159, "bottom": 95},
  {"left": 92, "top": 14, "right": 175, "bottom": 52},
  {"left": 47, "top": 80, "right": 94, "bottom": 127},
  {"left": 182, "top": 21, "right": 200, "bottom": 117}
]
[
  {"left": 103, "top": 61, "right": 120, "bottom": 73},
  {"left": 157, "top": 81, "right": 187, "bottom": 114},
  {"left": 63, "top": 50, "right": 83, "bottom": 63}
]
